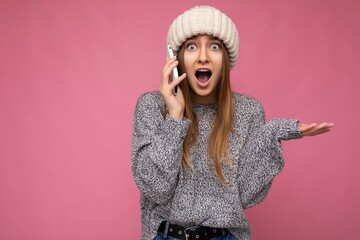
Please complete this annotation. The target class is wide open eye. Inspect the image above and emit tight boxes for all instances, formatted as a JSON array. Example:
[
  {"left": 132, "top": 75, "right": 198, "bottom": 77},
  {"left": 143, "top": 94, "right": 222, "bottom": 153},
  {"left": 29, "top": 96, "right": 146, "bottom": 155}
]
[
  {"left": 186, "top": 43, "right": 197, "bottom": 50},
  {"left": 210, "top": 43, "right": 220, "bottom": 50}
]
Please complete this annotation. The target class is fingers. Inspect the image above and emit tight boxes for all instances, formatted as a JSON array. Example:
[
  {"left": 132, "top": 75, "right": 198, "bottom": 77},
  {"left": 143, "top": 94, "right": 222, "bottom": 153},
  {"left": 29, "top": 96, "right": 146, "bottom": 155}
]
[
  {"left": 160, "top": 56, "right": 186, "bottom": 96},
  {"left": 160, "top": 72, "right": 186, "bottom": 97},
  {"left": 162, "top": 56, "right": 178, "bottom": 84},
  {"left": 170, "top": 72, "right": 187, "bottom": 88},
  {"left": 299, "top": 122, "right": 335, "bottom": 136}
]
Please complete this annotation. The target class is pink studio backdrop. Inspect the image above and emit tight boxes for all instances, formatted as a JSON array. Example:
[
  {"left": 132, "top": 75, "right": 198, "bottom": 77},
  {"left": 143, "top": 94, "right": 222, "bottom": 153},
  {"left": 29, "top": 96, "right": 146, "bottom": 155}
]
[{"left": 0, "top": 0, "right": 359, "bottom": 239}]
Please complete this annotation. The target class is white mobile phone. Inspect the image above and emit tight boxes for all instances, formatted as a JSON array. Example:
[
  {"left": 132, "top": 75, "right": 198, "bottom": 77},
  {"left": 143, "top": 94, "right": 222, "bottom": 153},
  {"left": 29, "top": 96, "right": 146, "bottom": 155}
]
[{"left": 167, "top": 45, "right": 178, "bottom": 93}]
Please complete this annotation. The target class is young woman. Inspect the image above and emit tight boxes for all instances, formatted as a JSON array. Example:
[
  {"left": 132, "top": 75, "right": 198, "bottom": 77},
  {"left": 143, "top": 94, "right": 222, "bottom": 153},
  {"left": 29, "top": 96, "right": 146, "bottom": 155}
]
[{"left": 132, "top": 5, "right": 334, "bottom": 240}]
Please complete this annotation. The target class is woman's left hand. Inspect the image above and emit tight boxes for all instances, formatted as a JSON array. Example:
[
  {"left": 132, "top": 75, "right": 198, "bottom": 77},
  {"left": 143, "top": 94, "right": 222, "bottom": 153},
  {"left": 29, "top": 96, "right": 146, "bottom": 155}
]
[{"left": 298, "top": 122, "right": 335, "bottom": 136}]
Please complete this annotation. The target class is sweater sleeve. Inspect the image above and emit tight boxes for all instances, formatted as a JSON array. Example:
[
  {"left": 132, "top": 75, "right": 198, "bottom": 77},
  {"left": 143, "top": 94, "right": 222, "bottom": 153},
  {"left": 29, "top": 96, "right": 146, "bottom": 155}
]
[
  {"left": 238, "top": 100, "right": 302, "bottom": 209},
  {"left": 131, "top": 92, "right": 191, "bottom": 205}
]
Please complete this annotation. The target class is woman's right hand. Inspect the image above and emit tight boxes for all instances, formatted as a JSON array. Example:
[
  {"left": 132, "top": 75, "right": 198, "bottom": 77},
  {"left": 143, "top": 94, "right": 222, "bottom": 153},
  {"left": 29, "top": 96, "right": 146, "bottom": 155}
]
[{"left": 160, "top": 56, "right": 187, "bottom": 120}]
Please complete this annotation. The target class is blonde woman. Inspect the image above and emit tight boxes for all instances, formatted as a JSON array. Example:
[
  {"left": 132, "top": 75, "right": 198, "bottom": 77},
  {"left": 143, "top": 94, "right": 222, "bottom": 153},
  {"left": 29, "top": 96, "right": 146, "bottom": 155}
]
[{"left": 132, "top": 6, "right": 334, "bottom": 240}]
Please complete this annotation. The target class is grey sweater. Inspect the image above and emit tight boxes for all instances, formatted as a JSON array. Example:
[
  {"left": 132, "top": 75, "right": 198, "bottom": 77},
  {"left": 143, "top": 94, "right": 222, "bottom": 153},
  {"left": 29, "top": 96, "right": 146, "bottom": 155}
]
[{"left": 131, "top": 91, "right": 302, "bottom": 240}]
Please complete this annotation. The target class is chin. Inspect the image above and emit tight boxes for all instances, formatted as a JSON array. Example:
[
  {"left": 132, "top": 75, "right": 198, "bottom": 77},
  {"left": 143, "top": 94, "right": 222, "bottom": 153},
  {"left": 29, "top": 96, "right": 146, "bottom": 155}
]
[{"left": 191, "top": 89, "right": 217, "bottom": 103}]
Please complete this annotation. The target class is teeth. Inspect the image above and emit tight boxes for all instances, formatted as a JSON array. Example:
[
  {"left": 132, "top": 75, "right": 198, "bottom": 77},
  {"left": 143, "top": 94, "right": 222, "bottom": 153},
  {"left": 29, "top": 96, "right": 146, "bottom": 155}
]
[{"left": 197, "top": 69, "right": 210, "bottom": 72}]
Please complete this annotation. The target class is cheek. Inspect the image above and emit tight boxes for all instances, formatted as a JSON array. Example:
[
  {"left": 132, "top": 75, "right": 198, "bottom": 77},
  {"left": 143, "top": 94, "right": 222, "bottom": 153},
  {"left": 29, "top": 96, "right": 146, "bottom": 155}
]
[
  {"left": 214, "top": 54, "right": 223, "bottom": 69},
  {"left": 212, "top": 55, "right": 223, "bottom": 83},
  {"left": 183, "top": 54, "right": 193, "bottom": 71}
]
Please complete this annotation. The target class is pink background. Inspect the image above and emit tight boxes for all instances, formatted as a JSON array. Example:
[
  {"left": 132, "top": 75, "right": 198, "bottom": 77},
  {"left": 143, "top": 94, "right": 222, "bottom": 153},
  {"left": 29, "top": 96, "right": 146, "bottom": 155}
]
[{"left": 0, "top": 0, "right": 359, "bottom": 239}]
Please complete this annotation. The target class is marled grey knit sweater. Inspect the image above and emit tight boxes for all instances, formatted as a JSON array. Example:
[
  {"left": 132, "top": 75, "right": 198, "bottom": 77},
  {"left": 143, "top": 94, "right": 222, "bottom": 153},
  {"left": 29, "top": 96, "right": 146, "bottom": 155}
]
[{"left": 132, "top": 91, "right": 302, "bottom": 240}]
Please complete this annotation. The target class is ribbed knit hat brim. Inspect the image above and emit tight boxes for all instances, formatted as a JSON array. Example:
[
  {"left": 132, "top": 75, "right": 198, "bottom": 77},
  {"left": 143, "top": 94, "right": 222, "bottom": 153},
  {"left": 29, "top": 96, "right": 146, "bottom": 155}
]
[{"left": 167, "top": 5, "right": 239, "bottom": 68}]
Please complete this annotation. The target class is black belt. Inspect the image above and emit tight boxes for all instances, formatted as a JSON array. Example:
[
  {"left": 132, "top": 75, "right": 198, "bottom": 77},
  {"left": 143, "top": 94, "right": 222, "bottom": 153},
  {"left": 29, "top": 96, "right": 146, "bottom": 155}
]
[{"left": 158, "top": 221, "right": 229, "bottom": 240}]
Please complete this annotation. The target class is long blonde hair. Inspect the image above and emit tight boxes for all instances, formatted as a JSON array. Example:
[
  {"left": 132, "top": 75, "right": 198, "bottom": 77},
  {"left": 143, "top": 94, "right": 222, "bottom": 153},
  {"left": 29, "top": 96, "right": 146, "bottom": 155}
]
[{"left": 177, "top": 41, "right": 234, "bottom": 186}]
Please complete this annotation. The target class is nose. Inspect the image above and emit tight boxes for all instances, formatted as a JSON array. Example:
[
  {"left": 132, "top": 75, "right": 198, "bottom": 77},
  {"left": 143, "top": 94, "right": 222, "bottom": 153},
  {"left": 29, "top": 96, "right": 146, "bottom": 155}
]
[{"left": 198, "top": 47, "right": 209, "bottom": 64}]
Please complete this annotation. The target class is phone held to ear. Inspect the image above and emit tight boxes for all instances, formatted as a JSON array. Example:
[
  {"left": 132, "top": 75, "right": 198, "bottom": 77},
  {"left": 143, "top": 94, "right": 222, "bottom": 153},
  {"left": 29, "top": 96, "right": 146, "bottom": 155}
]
[{"left": 167, "top": 45, "right": 178, "bottom": 94}]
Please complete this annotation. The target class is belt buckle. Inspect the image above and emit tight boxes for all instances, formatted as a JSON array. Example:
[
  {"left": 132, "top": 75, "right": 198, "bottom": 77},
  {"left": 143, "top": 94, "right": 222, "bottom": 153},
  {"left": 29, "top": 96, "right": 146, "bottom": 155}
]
[
  {"left": 184, "top": 225, "right": 207, "bottom": 240},
  {"left": 184, "top": 225, "right": 199, "bottom": 240}
]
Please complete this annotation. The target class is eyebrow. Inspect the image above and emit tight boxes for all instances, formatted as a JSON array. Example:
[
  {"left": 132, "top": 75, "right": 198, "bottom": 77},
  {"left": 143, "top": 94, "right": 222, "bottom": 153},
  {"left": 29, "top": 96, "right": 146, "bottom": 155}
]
[
  {"left": 185, "top": 35, "right": 221, "bottom": 42},
  {"left": 209, "top": 36, "right": 221, "bottom": 41}
]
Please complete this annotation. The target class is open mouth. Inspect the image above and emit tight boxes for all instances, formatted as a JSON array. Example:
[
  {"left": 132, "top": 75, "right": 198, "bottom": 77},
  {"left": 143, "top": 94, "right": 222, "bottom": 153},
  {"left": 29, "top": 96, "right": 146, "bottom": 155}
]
[{"left": 195, "top": 69, "right": 212, "bottom": 83}]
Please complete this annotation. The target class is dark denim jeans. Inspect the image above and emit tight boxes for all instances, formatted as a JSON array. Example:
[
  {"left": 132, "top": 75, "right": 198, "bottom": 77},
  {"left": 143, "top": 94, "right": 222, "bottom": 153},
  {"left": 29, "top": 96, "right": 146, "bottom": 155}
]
[{"left": 154, "top": 230, "right": 238, "bottom": 240}]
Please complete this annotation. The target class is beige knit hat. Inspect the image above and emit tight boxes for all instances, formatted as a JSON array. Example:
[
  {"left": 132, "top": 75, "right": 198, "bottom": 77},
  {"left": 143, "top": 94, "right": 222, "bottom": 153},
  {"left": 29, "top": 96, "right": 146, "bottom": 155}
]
[{"left": 167, "top": 5, "right": 239, "bottom": 68}]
